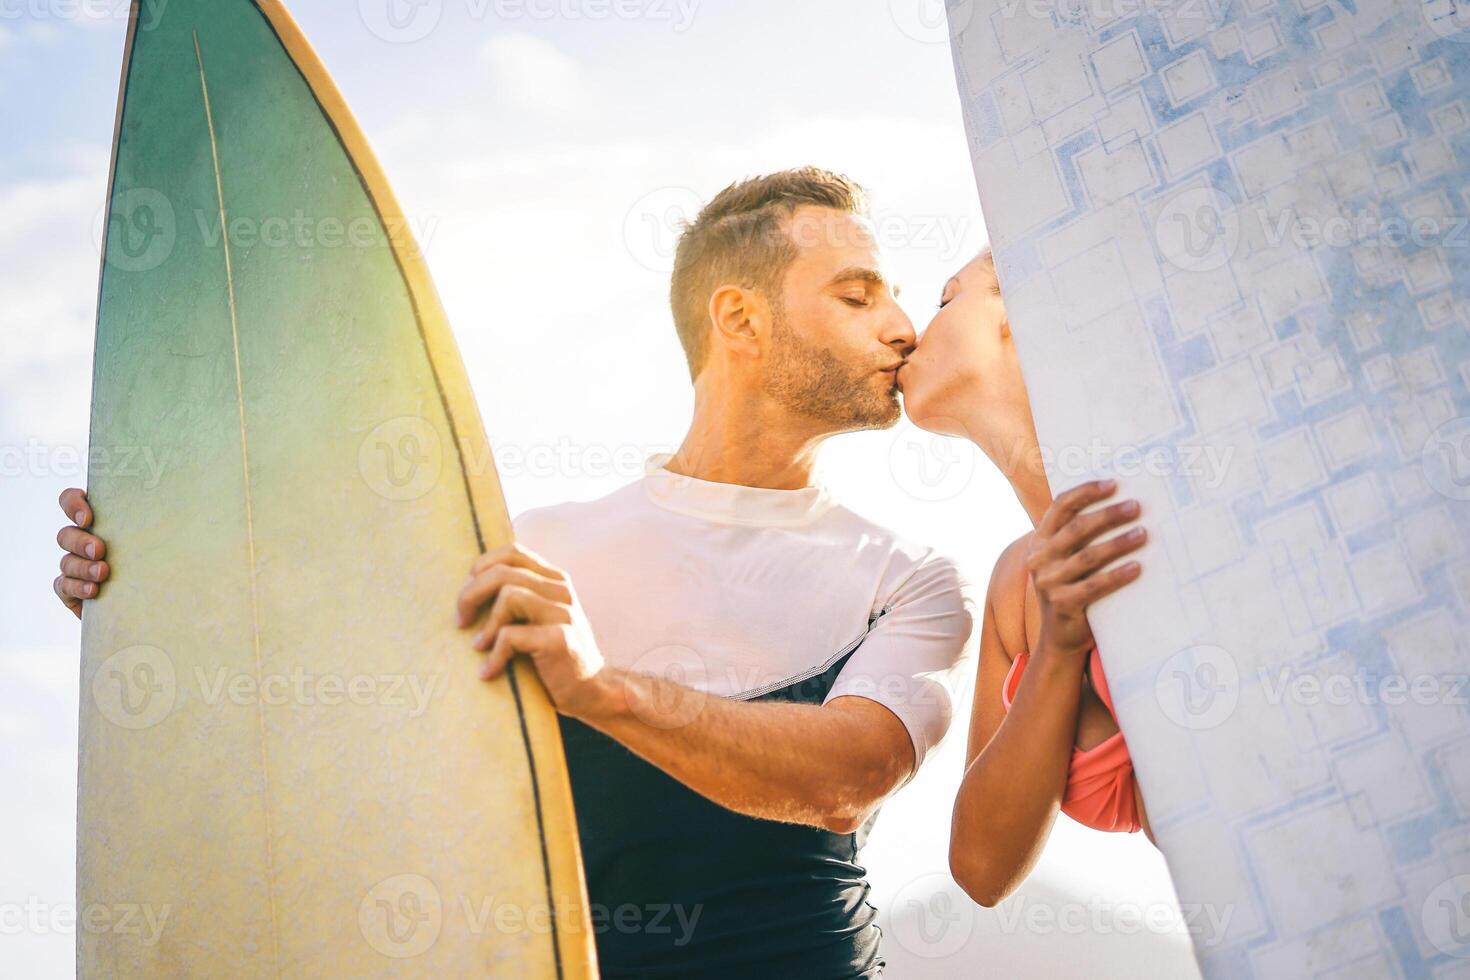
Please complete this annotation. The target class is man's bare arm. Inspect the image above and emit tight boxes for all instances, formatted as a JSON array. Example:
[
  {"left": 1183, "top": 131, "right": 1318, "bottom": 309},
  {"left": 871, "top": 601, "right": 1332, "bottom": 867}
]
[
  {"left": 589, "top": 677, "right": 913, "bottom": 832},
  {"left": 456, "top": 544, "right": 915, "bottom": 833}
]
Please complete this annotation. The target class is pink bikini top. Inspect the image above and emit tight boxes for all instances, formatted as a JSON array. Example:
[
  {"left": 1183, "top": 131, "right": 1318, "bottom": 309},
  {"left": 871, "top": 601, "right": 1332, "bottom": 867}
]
[{"left": 1001, "top": 647, "right": 1141, "bottom": 834}]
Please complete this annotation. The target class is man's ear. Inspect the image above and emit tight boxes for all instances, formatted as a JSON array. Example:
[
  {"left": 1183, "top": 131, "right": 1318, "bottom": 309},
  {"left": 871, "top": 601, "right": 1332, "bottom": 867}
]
[{"left": 708, "top": 284, "right": 765, "bottom": 360}]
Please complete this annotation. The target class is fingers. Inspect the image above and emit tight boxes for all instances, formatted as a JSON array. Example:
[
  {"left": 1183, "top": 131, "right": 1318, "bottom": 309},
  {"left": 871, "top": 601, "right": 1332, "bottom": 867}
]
[
  {"left": 1050, "top": 498, "right": 1141, "bottom": 557},
  {"left": 53, "top": 576, "right": 82, "bottom": 619},
  {"left": 457, "top": 564, "right": 571, "bottom": 628},
  {"left": 54, "top": 573, "right": 98, "bottom": 609},
  {"left": 1028, "top": 495, "right": 1142, "bottom": 583},
  {"left": 470, "top": 585, "right": 571, "bottom": 651},
  {"left": 1053, "top": 560, "right": 1142, "bottom": 608},
  {"left": 57, "top": 525, "right": 107, "bottom": 560},
  {"left": 59, "top": 488, "right": 92, "bottom": 528},
  {"left": 479, "top": 624, "right": 561, "bottom": 681},
  {"left": 60, "top": 554, "right": 110, "bottom": 585},
  {"left": 57, "top": 494, "right": 107, "bottom": 616},
  {"left": 1054, "top": 526, "right": 1147, "bottom": 583},
  {"left": 470, "top": 543, "right": 564, "bottom": 581},
  {"left": 1037, "top": 479, "right": 1116, "bottom": 537}
]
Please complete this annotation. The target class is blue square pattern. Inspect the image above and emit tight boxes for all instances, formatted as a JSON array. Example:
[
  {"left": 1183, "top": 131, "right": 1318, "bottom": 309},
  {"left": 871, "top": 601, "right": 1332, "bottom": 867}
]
[{"left": 949, "top": 0, "right": 1470, "bottom": 976}]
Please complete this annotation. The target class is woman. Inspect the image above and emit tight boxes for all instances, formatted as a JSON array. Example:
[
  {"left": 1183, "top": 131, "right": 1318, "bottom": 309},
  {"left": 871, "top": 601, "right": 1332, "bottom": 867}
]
[{"left": 898, "top": 250, "right": 1153, "bottom": 909}]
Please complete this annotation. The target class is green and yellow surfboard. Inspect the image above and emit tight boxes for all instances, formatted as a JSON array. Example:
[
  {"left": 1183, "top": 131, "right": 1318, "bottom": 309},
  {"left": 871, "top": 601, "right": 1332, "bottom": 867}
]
[{"left": 79, "top": 1, "right": 595, "bottom": 975}]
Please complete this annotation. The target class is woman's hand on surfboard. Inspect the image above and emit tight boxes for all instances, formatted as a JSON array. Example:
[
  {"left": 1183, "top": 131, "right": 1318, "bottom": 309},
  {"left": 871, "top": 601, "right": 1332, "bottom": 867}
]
[
  {"left": 1025, "top": 479, "right": 1145, "bottom": 662},
  {"left": 54, "top": 488, "right": 110, "bottom": 619},
  {"left": 457, "top": 543, "right": 614, "bottom": 721}
]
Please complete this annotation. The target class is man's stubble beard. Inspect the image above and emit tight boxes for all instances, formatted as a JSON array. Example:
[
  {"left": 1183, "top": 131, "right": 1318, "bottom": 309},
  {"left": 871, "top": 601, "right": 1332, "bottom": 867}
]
[{"left": 762, "top": 308, "right": 901, "bottom": 432}]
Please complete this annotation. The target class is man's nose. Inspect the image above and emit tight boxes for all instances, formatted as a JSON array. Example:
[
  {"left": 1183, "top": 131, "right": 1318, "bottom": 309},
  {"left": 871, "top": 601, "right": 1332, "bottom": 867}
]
[{"left": 885, "top": 309, "right": 917, "bottom": 356}]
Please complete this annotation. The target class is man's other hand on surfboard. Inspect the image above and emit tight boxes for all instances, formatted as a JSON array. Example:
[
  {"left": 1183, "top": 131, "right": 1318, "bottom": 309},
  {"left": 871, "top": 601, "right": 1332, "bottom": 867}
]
[
  {"left": 457, "top": 543, "right": 618, "bottom": 723},
  {"left": 54, "top": 488, "right": 109, "bottom": 618}
]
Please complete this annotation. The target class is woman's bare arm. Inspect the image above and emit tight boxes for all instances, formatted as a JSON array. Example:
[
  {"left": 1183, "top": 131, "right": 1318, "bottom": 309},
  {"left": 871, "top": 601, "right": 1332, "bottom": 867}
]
[
  {"left": 948, "top": 540, "right": 1085, "bottom": 906},
  {"left": 948, "top": 480, "right": 1146, "bottom": 906}
]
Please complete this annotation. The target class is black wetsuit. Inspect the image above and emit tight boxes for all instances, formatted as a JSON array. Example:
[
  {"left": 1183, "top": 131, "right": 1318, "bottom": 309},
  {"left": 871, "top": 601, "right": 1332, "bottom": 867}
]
[{"left": 558, "top": 650, "right": 884, "bottom": 978}]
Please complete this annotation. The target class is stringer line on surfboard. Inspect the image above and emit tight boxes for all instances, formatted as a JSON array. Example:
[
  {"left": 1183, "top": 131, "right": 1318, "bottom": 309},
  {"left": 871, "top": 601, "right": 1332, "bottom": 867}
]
[{"left": 191, "top": 29, "right": 284, "bottom": 970}]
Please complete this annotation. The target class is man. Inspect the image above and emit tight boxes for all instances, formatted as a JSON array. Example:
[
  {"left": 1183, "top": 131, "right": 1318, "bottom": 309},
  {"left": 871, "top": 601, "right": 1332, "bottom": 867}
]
[{"left": 56, "top": 167, "right": 977, "bottom": 976}]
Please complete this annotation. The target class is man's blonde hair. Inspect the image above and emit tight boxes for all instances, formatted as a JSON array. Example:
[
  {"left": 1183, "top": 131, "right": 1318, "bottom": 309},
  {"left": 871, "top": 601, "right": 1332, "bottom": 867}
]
[{"left": 669, "top": 167, "right": 869, "bottom": 381}]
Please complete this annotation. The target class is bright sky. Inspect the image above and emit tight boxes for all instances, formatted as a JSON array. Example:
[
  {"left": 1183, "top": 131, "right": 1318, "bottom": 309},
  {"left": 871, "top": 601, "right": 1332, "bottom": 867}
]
[{"left": 0, "top": 1, "right": 1196, "bottom": 975}]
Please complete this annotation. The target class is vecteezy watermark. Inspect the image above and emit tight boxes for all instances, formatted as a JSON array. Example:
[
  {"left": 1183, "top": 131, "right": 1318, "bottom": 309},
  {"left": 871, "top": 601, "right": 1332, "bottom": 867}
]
[
  {"left": 92, "top": 645, "right": 177, "bottom": 730},
  {"left": 358, "top": 0, "right": 699, "bottom": 43},
  {"left": 0, "top": 0, "right": 170, "bottom": 28},
  {"left": 622, "top": 184, "right": 974, "bottom": 274},
  {"left": 93, "top": 190, "right": 438, "bottom": 273},
  {"left": 889, "top": 0, "right": 973, "bottom": 44},
  {"left": 1421, "top": 874, "right": 1470, "bottom": 958},
  {"left": 1423, "top": 417, "right": 1470, "bottom": 501},
  {"left": 888, "top": 873, "right": 976, "bottom": 958},
  {"left": 1423, "top": 0, "right": 1470, "bottom": 44},
  {"left": 887, "top": 423, "right": 1239, "bottom": 503},
  {"left": 98, "top": 187, "right": 177, "bottom": 274},
  {"left": 1153, "top": 185, "right": 1240, "bottom": 273},
  {"left": 0, "top": 898, "right": 171, "bottom": 946},
  {"left": 357, "top": 0, "right": 443, "bottom": 43},
  {"left": 623, "top": 186, "right": 704, "bottom": 274},
  {"left": 616, "top": 641, "right": 966, "bottom": 731},
  {"left": 1154, "top": 644, "right": 1239, "bottom": 730},
  {"left": 357, "top": 422, "right": 676, "bottom": 502},
  {"left": 360, "top": 873, "right": 443, "bottom": 958},
  {"left": 0, "top": 441, "right": 173, "bottom": 488},
  {"left": 358, "top": 875, "right": 704, "bottom": 958},
  {"left": 1256, "top": 207, "right": 1470, "bottom": 252},
  {"left": 193, "top": 667, "right": 443, "bottom": 718},
  {"left": 990, "top": 894, "right": 1235, "bottom": 948},
  {"left": 459, "top": 895, "right": 703, "bottom": 943},
  {"left": 191, "top": 209, "right": 438, "bottom": 254},
  {"left": 1033, "top": 440, "right": 1235, "bottom": 487},
  {"left": 91, "top": 645, "right": 446, "bottom": 730},
  {"left": 488, "top": 0, "right": 699, "bottom": 29},
  {"left": 888, "top": 425, "right": 981, "bottom": 503},
  {"left": 358, "top": 416, "right": 445, "bottom": 502},
  {"left": 495, "top": 439, "right": 674, "bottom": 482},
  {"left": 623, "top": 645, "right": 711, "bottom": 730},
  {"left": 1259, "top": 666, "right": 1469, "bottom": 708}
]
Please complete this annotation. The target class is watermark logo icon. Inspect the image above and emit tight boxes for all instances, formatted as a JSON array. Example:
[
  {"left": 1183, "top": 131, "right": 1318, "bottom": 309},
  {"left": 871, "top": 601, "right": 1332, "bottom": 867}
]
[
  {"left": 625, "top": 645, "right": 709, "bottom": 730},
  {"left": 1423, "top": 417, "right": 1470, "bottom": 501},
  {"left": 623, "top": 186, "right": 703, "bottom": 274},
  {"left": 98, "top": 188, "right": 177, "bottom": 274},
  {"left": 1153, "top": 186, "right": 1239, "bottom": 273},
  {"left": 888, "top": 873, "right": 975, "bottom": 959},
  {"left": 359, "top": 873, "right": 442, "bottom": 958},
  {"left": 359, "top": 0, "right": 444, "bottom": 43},
  {"left": 1422, "top": 874, "right": 1470, "bottom": 957},
  {"left": 1155, "top": 644, "right": 1239, "bottom": 730},
  {"left": 92, "top": 645, "right": 176, "bottom": 730},
  {"left": 890, "top": 0, "right": 974, "bottom": 43},
  {"left": 888, "top": 424, "right": 977, "bottom": 502},
  {"left": 358, "top": 416, "right": 444, "bottom": 502}
]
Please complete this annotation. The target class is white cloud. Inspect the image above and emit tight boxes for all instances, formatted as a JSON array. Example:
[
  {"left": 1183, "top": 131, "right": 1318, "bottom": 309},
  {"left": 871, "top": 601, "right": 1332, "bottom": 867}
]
[
  {"left": 0, "top": 171, "right": 107, "bottom": 444},
  {"left": 479, "top": 32, "right": 589, "bottom": 116}
]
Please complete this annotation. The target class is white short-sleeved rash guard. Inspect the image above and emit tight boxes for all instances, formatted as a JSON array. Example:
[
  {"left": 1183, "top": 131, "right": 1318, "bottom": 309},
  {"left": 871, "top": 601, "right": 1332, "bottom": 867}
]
[{"left": 513, "top": 454, "right": 979, "bottom": 769}]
